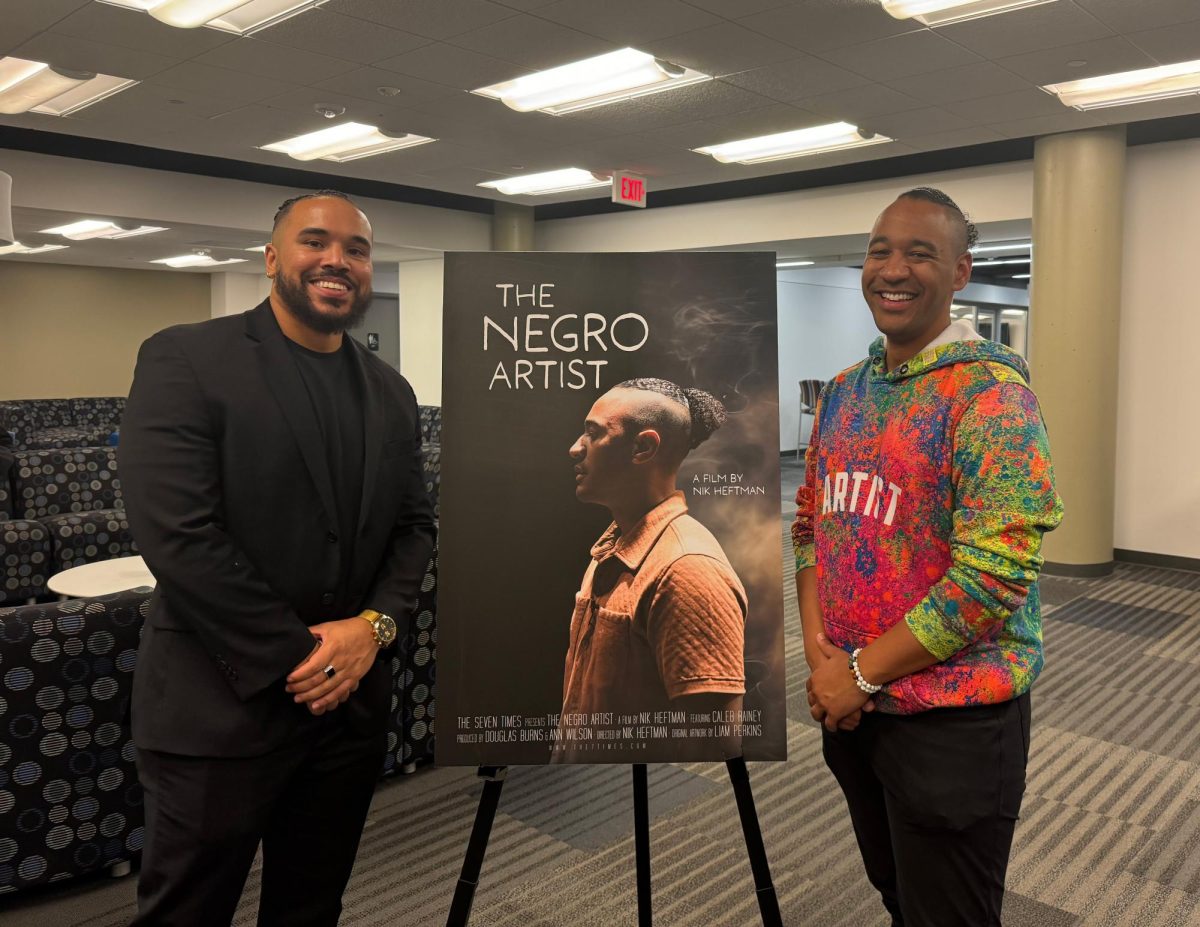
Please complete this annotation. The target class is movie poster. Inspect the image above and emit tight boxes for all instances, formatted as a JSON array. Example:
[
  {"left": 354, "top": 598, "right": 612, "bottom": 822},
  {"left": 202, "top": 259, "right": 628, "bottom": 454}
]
[{"left": 437, "top": 252, "right": 784, "bottom": 765}]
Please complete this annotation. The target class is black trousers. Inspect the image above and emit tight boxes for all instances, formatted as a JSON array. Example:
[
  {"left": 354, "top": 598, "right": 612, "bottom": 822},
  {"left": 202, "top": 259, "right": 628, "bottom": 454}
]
[
  {"left": 822, "top": 693, "right": 1031, "bottom": 927},
  {"left": 133, "top": 717, "right": 386, "bottom": 927}
]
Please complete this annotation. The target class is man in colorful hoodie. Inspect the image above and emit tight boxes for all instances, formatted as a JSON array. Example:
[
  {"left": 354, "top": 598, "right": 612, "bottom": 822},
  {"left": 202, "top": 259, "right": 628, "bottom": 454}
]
[{"left": 793, "top": 187, "right": 1063, "bottom": 927}]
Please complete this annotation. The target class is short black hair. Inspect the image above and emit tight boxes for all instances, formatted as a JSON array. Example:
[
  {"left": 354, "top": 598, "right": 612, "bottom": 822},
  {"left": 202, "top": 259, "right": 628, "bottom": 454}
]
[
  {"left": 614, "top": 378, "right": 727, "bottom": 450},
  {"left": 898, "top": 186, "right": 979, "bottom": 252},
  {"left": 272, "top": 189, "right": 357, "bottom": 232}
]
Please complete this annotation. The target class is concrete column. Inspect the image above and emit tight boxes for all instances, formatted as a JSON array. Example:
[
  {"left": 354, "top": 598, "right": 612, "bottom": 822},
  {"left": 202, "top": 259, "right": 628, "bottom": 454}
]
[
  {"left": 1030, "top": 126, "right": 1126, "bottom": 576},
  {"left": 210, "top": 271, "right": 270, "bottom": 318},
  {"left": 491, "top": 202, "right": 534, "bottom": 251}
]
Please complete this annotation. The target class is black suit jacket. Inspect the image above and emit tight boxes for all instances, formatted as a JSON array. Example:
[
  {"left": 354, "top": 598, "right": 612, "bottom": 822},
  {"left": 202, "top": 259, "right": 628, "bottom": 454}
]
[{"left": 120, "top": 301, "right": 436, "bottom": 757}]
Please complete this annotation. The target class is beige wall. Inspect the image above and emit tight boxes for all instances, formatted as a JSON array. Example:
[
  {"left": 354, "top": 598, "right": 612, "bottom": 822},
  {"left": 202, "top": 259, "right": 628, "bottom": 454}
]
[
  {"left": 0, "top": 262, "right": 209, "bottom": 398},
  {"left": 398, "top": 258, "right": 444, "bottom": 406}
]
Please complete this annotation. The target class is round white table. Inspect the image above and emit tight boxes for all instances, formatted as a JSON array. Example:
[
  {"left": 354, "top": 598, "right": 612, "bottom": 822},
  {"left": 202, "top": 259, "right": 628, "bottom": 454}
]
[{"left": 46, "top": 555, "right": 156, "bottom": 598}]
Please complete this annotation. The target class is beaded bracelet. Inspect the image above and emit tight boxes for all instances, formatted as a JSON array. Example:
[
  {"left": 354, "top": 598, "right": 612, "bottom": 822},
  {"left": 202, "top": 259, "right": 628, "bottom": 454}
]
[{"left": 849, "top": 648, "right": 882, "bottom": 695}]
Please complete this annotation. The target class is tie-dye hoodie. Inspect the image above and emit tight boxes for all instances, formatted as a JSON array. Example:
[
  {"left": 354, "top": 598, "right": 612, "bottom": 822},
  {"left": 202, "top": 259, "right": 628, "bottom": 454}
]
[{"left": 792, "top": 335, "right": 1063, "bottom": 714}]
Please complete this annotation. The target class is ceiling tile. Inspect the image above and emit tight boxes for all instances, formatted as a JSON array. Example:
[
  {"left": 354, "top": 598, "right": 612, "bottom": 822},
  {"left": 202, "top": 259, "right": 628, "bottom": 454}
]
[
  {"left": 551, "top": 95, "right": 697, "bottom": 133},
  {"left": 821, "top": 30, "right": 983, "bottom": 82},
  {"left": 324, "top": 0, "right": 518, "bottom": 40},
  {"left": 194, "top": 37, "right": 358, "bottom": 85},
  {"left": 986, "top": 110, "right": 1106, "bottom": 139},
  {"left": 791, "top": 83, "right": 926, "bottom": 123},
  {"left": 492, "top": 0, "right": 560, "bottom": 9},
  {"left": 1074, "top": 0, "right": 1200, "bottom": 34},
  {"left": 637, "top": 118, "right": 731, "bottom": 149},
  {"left": 311, "top": 66, "right": 459, "bottom": 107},
  {"left": 889, "top": 61, "right": 1033, "bottom": 106},
  {"left": 696, "top": 103, "right": 831, "bottom": 144},
  {"left": 684, "top": 0, "right": 791, "bottom": 16},
  {"left": 12, "top": 32, "right": 176, "bottom": 80},
  {"left": 906, "top": 126, "right": 1008, "bottom": 152},
  {"left": 260, "top": 10, "right": 431, "bottom": 65},
  {"left": 642, "top": 22, "right": 801, "bottom": 76},
  {"left": 858, "top": 106, "right": 974, "bottom": 140},
  {"left": 738, "top": 2, "right": 918, "bottom": 54},
  {"left": 1098, "top": 96, "right": 1200, "bottom": 125},
  {"left": 1126, "top": 18, "right": 1200, "bottom": 64},
  {"left": 203, "top": 105, "right": 329, "bottom": 146},
  {"left": 536, "top": 0, "right": 721, "bottom": 44},
  {"left": 647, "top": 79, "right": 779, "bottom": 120},
  {"left": 995, "top": 37, "right": 1157, "bottom": 86},
  {"left": 259, "top": 86, "right": 418, "bottom": 125},
  {"left": 0, "top": 0, "right": 91, "bottom": 58},
  {"left": 537, "top": 136, "right": 712, "bottom": 176},
  {"left": 375, "top": 43, "right": 529, "bottom": 90},
  {"left": 49, "top": 3, "right": 235, "bottom": 59},
  {"left": 936, "top": 1, "right": 1114, "bottom": 58},
  {"left": 145, "top": 60, "right": 299, "bottom": 105},
  {"left": 449, "top": 15, "right": 617, "bottom": 70},
  {"left": 96, "top": 81, "right": 246, "bottom": 119},
  {"left": 942, "top": 88, "right": 1067, "bottom": 126},
  {"left": 720, "top": 54, "right": 872, "bottom": 103}
]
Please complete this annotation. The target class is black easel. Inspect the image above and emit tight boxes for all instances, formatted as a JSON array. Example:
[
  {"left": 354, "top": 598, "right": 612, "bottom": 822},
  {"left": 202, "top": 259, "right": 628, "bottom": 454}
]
[{"left": 446, "top": 759, "right": 782, "bottom": 927}]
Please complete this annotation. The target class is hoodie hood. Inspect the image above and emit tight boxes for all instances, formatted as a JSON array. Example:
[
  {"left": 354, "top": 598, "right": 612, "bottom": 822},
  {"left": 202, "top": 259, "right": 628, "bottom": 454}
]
[{"left": 867, "top": 333, "right": 1030, "bottom": 385}]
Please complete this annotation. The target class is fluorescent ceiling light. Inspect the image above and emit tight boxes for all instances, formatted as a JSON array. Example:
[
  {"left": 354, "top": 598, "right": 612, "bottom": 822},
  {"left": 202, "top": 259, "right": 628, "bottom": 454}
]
[
  {"left": 971, "top": 241, "right": 1031, "bottom": 254},
  {"left": 975, "top": 257, "right": 1031, "bottom": 266},
  {"left": 97, "top": 0, "right": 328, "bottom": 35},
  {"left": 261, "top": 122, "right": 434, "bottom": 162},
  {"left": 41, "top": 219, "right": 167, "bottom": 240},
  {"left": 1011, "top": 274, "right": 1031, "bottom": 279},
  {"left": 0, "top": 242, "right": 70, "bottom": 255},
  {"left": 776, "top": 260, "right": 815, "bottom": 268},
  {"left": 880, "top": 0, "right": 1058, "bottom": 27},
  {"left": 245, "top": 245, "right": 267, "bottom": 252},
  {"left": 1043, "top": 59, "right": 1200, "bottom": 110},
  {"left": 151, "top": 254, "right": 247, "bottom": 268},
  {"left": 0, "top": 57, "right": 135, "bottom": 115},
  {"left": 473, "top": 48, "right": 710, "bottom": 115},
  {"left": 694, "top": 122, "right": 892, "bottom": 164},
  {"left": 478, "top": 168, "right": 609, "bottom": 197}
]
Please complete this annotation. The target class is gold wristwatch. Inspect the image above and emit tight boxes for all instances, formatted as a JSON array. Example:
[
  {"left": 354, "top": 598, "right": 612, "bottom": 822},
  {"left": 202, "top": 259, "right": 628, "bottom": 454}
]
[{"left": 359, "top": 609, "right": 398, "bottom": 647}]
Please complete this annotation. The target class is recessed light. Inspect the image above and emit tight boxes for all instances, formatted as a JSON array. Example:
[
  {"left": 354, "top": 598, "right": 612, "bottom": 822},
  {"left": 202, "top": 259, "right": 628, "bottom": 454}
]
[
  {"left": 97, "top": 0, "right": 329, "bottom": 35},
  {"left": 41, "top": 219, "right": 168, "bottom": 240},
  {"left": 261, "top": 122, "right": 435, "bottom": 162},
  {"left": 880, "top": 0, "right": 1059, "bottom": 27},
  {"left": 478, "top": 168, "right": 609, "bottom": 197},
  {"left": 151, "top": 253, "right": 247, "bottom": 268},
  {"left": 694, "top": 122, "right": 891, "bottom": 164},
  {"left": 0, "top": 241, "right": 70, "bottom": 256},
  {"left": 1043, "top": 59, "right": 1200, "bottom": 110},
  {"left": 0, "top": 57, "right": 136, "bottom": 115},
  {"left": 776, "top": 260, "right": 815, "bottom": 268},
  {"left": 971, "top": 242, "right": 1032, "bottom": 254},
  {"left": 473, "top": 48, "right": 710, "bottom": 115}
]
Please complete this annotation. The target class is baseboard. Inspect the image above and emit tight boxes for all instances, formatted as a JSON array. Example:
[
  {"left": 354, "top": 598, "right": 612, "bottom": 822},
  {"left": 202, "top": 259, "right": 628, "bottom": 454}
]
[
  {"left": 1114, "top": 548, "right": 1200, "bottom": 574},
  {"left": 1043, "top": 560, "right": 1115, "bottom": 578}
]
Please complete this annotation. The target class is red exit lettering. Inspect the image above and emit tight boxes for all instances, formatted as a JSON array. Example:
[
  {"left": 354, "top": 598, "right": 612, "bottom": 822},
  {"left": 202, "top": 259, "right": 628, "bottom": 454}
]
[{"left": 621, "top": 177, "right": 643, "bottom": 201}]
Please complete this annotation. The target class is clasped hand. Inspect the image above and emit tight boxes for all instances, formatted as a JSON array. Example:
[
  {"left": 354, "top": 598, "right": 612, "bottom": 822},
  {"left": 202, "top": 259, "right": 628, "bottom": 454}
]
[
  {"left": 285, "top": 618, "right": 377, "bottom": 715},
  {"left": 807, "top": 632, "right": 874, "bottom": 732}
]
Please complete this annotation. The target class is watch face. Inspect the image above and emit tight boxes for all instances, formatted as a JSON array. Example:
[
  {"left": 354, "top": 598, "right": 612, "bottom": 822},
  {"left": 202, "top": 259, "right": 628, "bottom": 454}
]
[{"left": 375, "top": 614, "right": 398, "bottom": 646}]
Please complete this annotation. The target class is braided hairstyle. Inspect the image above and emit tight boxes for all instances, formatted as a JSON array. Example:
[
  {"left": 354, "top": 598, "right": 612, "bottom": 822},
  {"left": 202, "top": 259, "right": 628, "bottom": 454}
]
[
  {"left": 614, "top": 377, "right": 726, "bottom": 450},
  {"left": 272, "top": 189, "right": 357, "bottom": 232},
  {"left": 898, "top": 186, "right": 979, "bottom": 252}
]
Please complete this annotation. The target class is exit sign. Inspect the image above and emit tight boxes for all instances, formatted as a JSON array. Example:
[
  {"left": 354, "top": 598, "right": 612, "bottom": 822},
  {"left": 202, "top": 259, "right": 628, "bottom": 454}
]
[{"left": 612, "top": 172, "right": 647, "bottom": 208}]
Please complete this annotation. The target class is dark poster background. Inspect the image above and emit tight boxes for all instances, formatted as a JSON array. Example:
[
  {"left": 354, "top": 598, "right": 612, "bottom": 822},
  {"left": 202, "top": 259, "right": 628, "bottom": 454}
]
[{"left": 438, "top": 251, "right": 783, "bottom": 765}]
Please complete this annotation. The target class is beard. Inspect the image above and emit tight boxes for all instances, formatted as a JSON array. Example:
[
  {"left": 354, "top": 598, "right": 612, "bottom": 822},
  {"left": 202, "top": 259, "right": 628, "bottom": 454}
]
[{"left": 274, "top": 270, "right": 372, "bottom": 335}]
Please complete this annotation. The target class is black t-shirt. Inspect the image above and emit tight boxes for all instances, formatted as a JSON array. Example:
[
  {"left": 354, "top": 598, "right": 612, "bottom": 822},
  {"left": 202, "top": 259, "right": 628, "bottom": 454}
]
[{"left": 287, "top": 337, "right": 364, "bottom": 598}]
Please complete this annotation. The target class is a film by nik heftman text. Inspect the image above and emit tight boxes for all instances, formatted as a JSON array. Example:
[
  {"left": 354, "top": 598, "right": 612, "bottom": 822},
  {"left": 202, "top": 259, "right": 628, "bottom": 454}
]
[{"left": 437, "top": 251, "right": 785, "bottom": 765}]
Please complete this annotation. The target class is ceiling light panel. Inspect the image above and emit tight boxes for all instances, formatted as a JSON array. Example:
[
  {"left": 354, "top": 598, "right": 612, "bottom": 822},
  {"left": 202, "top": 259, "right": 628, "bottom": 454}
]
[
  {"left": 0, "top": 242, "right": 71, "bottom": 256},
  {"left": 473, "top": 48, "right": 711, "bottom": 115},
  {"left": 694, "top": 122, "right": 892, "bottom": 165},
  {"left": 98, "top": 0, "right": 329, "bottom": 35},
  {"left": 0, "top": 57, "right": 136, "bottom": 116},
  {"left": 151, "top": 254, "right": 248, "bottom": 268},
  {"left": 1043, "top": 59, "right": 1200, "bottom": 110},
  {"left": 41, "top": 220, "right": 168, "bottom": 240},
  {"left": 478, "top": 169, "right": 610, "bottom": 197},
  {"left": 261, "top": 122, "right": 435, "bottom": 162},
  {"left": 776, "top": 261, "right": 815, "bottom": 268},
  {"left": 880, "top": 0, "right": 1059, "bottom": 27},
  {"left": 971, "top": 242, "right": 1032, "bottom": 253}
]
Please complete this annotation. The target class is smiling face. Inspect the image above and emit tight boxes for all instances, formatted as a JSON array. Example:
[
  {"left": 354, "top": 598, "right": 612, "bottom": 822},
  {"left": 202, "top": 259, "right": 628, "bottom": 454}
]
[
  {"left": 266, "top": 195, "right": 373, "bottom": 336},
  {"left": 861, "top": 196, "right": 973, "bottom": 362}
]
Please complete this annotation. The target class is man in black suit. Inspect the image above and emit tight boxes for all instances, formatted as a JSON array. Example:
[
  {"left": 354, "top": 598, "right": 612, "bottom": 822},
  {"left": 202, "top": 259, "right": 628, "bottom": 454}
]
[{"left": 120, "top": 190, "right": 436, "bottom": 926}]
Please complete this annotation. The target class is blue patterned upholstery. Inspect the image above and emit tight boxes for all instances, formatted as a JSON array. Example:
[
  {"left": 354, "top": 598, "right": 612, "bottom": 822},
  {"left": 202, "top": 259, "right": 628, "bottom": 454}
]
[
  {"left": 12, "top": 448, "right": 123, "bottom": 520},
  {"left": 418, "top": 405, "right": 441, "bottom": 446},
  {"left": 69, "top": 398, "right": 125, "bottom": 432},
  {"left": 422, "top": 444, "right": 441, "bottom": 520},
  {"left": 383, "top": 548, "right": 437, "bottom": 775},
  {"left": 0, "top": 590, "right": 148, "bottom": 894},
  {"left": 0, "top": 399, "right": 124, "bottom": 451},
  {"left": 24, "top": 427, "right": 112, "bottom": 451},
  {"left": 43, "top": 510, "right": 138, "bottom": 574},
  {"left": 0, "top": 520, "right": 51, "bottom": 605}
]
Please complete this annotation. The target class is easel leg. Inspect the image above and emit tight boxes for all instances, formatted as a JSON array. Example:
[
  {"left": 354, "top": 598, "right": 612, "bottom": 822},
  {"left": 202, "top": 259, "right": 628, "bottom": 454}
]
[
  {"left": 726, "top": 757, "right": 783, "bottom": 927},
  {"left": 632, "top": 764, "right": 652, "bottom": 927},
  {"left": 446, "top": 765, "right": 508, "bottom": 927}
]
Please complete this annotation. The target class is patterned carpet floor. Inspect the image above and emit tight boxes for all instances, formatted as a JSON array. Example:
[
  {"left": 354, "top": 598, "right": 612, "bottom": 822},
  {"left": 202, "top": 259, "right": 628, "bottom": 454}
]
[{"left": 7, "top": 462, "right": 1199, "bottom": 926}]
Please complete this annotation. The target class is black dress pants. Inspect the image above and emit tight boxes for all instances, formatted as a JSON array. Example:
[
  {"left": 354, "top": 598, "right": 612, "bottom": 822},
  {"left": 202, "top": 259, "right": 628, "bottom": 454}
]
[
  {"left": 132, "top": 716, "right": 386, "bottom": 927},
  {"left": 822, "top": 693, "right": 1031, "bottom": 927}
]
